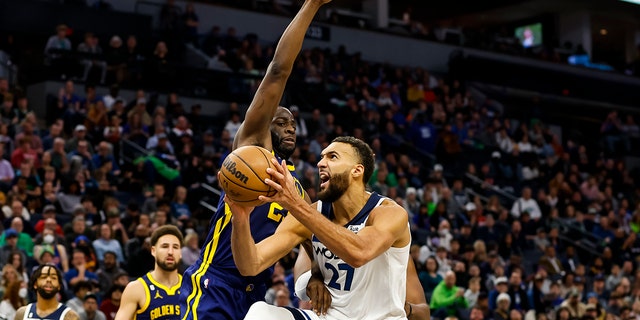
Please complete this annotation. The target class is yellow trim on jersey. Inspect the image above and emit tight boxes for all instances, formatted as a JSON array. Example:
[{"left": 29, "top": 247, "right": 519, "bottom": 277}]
[
  {"left": 147, "top": 273, "right": 182, "bottom": 295},
  {"left": 182, "top": 159, "right": 299, "bottom": 320},
  {"left": 181, "top": 208, "right": 233, "bottom": 320},
  {"left": 137, "top": 278, "right": 151, "bottom": 315}
]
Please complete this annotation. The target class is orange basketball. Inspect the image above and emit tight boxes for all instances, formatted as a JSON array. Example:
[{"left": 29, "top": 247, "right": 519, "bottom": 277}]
[{"left": 218, "top": 145, "right": 277, "bottom": 207}]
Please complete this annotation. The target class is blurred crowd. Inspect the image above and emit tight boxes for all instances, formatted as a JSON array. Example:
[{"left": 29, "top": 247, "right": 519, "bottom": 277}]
[{"left": 0, "top": 1, "right": 639, "bottom": 320}]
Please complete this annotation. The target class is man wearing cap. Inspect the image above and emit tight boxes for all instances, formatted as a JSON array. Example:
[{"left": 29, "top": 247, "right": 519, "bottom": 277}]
[
  {"left": 585, "top": 303, "right": 599, "bottom": 320},
  {"left": 431, "top": 163, "right": 447, "bottom": 186},
  {"left": 494, "top": 293, "right": 511, "bottom": 320},
  {"left": 35, "top": 204, "right": 64, "bottom": 235},
  {"left": 65, "top": 124, "right": 95, "bottom": 154},
  {"left": 79, "top": 293, "right": 107, "bottom": 320},
  {"left": 0, "top": 216, "right": 34, "bottom": 256},
  {"left": 0, "top": 228, "right": 28, "bottom": 266},
  {"left": 591, "top": 274, "right": 610, "bottom": 306},
  {"left": 146, "top": 126, "right": 174, "bottom": 154},
  {"left": 561, "top": 288, "right": 587, "bottom": 318},
  {"left": 489, "top": 276, "right": 509, "bottom": 310}
]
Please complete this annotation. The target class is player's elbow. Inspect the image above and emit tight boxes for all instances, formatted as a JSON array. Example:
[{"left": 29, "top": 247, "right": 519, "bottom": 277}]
[
  {"left": 236, "top": 263, "right": 261, "bottom": 277},
  {"left": 267, "top": 62, "right": 291, "bottom": 80},
  {"left": 343, "top": 254, "right": 369, "bottom": 269}
]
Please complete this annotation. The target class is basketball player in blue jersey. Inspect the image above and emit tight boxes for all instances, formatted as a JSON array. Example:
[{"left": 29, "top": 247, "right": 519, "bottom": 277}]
[
  {"left": 228, "top": 136, "right": 413, "bottom": 320},
  {"left": 179, "top": 0, "right": 331, "bottom": 319},
  {"left": 115, "top": 225, "right": 183, "bottom": 320},
  {"left": 15, "top": 264, "right": 80, "bottom": 320}
]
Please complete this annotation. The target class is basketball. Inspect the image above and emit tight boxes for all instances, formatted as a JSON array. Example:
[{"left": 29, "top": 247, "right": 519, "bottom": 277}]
[{"left": 218, "top": 145, "right": 277, "bottom": 207}]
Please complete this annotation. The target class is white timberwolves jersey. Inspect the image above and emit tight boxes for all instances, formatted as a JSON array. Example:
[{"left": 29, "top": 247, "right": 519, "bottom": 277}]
[{"left": 312, "top": 192, "right": 409, "bottom": 320}]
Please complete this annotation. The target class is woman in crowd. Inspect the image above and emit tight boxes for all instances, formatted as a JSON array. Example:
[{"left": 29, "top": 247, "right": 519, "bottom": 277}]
[
  {"left": 419, "top": 256, "right": 443, "bottom": 300},
  {"left": 0, "top": 280, "right": 26, "bottom": 320}
]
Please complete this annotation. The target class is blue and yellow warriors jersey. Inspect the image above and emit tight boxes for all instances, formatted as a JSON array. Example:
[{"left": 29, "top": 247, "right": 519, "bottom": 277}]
[
  {"left": 136, "top": 272, "right": 182, "bottom": 320},
  {"left": 180, "top": 153, "right": 303, "bottom": 319}
]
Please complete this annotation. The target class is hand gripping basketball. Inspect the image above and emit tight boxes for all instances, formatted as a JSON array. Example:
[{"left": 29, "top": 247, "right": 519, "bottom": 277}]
[{"left": 259, "top": 158, "right": 304, "bottom": 211}]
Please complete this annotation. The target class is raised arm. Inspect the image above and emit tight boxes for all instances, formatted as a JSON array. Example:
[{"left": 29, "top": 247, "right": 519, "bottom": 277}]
[
  {"left": 233, "top": 0, "right": 330, "bottom": 150},
  {"left": 228, "top": 196, "right": 311, "bottom": 276}
]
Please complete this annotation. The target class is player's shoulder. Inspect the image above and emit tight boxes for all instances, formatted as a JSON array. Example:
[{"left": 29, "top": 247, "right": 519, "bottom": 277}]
[
  {"left": 63, "top": 308, "right": 80, "bottom": 320},
  {"left": 124, "top": 277, "right": 146, "bottom": 295},
  {"left": 378, "top": 196, "right": 404, "bottom": 210},
  {"left": 370, "top": 197, "right": 408, "bottom": 219},
  {"left": 15, "top": 305, "right": 27, "bottom": 319}
]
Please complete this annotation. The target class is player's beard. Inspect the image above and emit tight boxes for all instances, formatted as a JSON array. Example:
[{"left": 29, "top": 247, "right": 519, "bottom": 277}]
[
  {"left": 271, "top": 131, "right": 295, "bottom": 159},
  {"left": 37, "top": 286, "right": 59, "bottom": 300},
  {"left": 318, "top": 171, "right": 349, "bottom": 203},
  {"left": 157, "top": 258, "right": 180, "bottom": 272}
]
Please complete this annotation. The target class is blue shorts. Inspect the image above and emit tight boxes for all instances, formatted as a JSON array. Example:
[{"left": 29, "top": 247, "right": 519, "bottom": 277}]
[{"left": 180, "top": 264, "right": 267, "bottom": 320}]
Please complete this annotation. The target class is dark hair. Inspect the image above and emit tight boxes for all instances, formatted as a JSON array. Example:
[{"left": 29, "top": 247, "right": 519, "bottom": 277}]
[
  {"left": 105, "top": 284, "right": 125, "bottom": 299},
  {"left": 150, "top": 225, "right": 183, "bottom": 246},
  {"left": 426, "top": 256, "right": 439, "bottom": 272},
  {"left": 30, "top": 264, "right": 64, "bottom": 293},
  {"left": 103, "top": 251, "right": 117, "bottom": 259},
  {"left": 331, "top": 136, "right": 375, "bottom": 183},
  {"left": 73, "top": 280, "right": 93, "bottom": 293}
]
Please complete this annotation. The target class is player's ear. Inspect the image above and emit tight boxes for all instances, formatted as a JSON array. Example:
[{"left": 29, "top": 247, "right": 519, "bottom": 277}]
[{"left": 351, "top": 164, "right": 364, "bottom": 179}]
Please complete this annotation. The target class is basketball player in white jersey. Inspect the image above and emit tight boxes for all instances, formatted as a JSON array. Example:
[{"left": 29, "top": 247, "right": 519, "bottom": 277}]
[
  {"left": 15, "top": 264, "right": 80, "bottom": 320},
  {"left": 228, "top": 136, "right": 412, "bottom": 320},
  {"left": 294, "top": 245, "right": 429, "bottom": 320}
]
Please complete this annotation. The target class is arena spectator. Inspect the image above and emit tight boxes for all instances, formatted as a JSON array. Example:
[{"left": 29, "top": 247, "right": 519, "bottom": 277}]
[
  {"left": 66, "top": 280, "right": 93, "bottom": 315},
  {"left": 79, "top": 292, "right": 107, "bottom": 320},
  {"left": 44, "top": 24, "right": 73, "bottom": 77},
  {"left": 0, "top": 279, "right": 26, "bottom": 320},
  {"left": 95, "top": 251, "right": 126, "bottom": 293},
  {"left": 78, "top": 33, "right": 107, "bottom": 84},
  {"left": 0, "top": 217, "right": 33, "bottom": 257},
  {"left": 92, "top": 224, "right": 124, "bottom": 264},
  {"left": 431, "top": 270, "right": 469, "bottom": 319},
  {"left": 33, "top": 227, "right": 69, "bottom": 272},
  {"left": 65, "top": 249, "right": 99, "bottom": 291}
]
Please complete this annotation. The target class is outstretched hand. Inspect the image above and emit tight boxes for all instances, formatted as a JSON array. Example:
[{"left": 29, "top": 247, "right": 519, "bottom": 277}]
[{"left": 258, "top": 158, "right": 303, "bottom": 212}]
